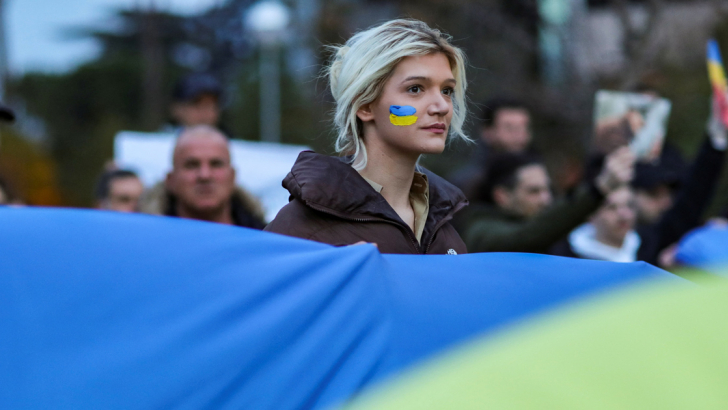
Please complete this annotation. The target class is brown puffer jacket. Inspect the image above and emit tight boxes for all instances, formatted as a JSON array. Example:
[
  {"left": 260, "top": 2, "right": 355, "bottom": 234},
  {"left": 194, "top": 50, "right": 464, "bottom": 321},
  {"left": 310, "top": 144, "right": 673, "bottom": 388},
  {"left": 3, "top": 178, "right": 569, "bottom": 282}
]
[{"left": 265, "top": 151, "right": 469, "bottom": 254}]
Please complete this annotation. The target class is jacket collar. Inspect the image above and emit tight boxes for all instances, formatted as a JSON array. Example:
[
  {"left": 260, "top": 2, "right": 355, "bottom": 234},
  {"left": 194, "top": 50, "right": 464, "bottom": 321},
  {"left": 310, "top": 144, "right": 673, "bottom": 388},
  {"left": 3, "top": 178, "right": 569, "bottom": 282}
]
[{"left": 283, "top": 151, "right": 468, "bottom": 229}]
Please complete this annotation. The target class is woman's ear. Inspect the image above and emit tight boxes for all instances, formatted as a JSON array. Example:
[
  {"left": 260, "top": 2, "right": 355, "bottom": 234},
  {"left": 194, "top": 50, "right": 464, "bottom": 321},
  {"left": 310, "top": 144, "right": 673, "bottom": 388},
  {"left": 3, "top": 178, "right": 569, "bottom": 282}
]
[{"left": 356, "top": 103, "right": 375, "bottom": 123}]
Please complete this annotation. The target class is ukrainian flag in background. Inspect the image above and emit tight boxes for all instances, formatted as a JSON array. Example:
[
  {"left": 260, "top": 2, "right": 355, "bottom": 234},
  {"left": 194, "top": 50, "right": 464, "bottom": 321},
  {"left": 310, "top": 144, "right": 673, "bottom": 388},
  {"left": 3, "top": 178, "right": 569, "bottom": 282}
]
[
  {"left": 707, "top": 39, "right": 728, "bottom": 125},
  {"left": 390, "top": 105, "right": 418, "bottom": 126},
  {"left": 708, "top": 40, "right": 727, "bottom": 93}
]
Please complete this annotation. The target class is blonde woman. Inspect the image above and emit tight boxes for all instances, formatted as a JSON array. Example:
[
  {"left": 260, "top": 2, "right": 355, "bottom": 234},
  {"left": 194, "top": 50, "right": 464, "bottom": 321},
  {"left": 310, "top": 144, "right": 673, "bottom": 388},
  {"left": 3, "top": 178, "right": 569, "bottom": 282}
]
[{"left": 265, "top": 19, "right": 470, "bottom": 254}]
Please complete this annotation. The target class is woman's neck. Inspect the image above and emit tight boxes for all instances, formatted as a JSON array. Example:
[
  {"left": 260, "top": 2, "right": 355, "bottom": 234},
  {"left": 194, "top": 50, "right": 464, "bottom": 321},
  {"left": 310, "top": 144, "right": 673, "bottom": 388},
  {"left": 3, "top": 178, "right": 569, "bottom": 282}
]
[{"left": 358, "top": 138, "right": 418, "bottom": 228}]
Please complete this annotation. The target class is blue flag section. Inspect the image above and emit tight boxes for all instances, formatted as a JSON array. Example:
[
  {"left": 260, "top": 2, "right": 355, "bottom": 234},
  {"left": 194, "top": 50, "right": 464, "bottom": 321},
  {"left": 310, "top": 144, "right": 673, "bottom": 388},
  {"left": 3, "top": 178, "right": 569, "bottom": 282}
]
[
  {"left": 0, "top": 208, "right": 677, "bottom": 409},
  {"left": 676, "top": 225, "right": 728, "bottom": 271}
]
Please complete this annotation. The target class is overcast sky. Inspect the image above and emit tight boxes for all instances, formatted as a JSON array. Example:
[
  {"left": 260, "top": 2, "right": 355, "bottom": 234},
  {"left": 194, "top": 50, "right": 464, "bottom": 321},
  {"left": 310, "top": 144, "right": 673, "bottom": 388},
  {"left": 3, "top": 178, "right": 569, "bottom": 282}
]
[{"left": 6, "top": 0, "right": 224, "bottom": 74}]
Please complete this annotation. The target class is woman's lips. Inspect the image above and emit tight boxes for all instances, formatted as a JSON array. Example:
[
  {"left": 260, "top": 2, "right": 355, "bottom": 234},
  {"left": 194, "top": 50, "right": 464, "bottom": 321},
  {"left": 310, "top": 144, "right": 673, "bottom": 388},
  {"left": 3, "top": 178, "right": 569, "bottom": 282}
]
[{"left": 422, "top": 123, "right": 447, "bottom": 134}]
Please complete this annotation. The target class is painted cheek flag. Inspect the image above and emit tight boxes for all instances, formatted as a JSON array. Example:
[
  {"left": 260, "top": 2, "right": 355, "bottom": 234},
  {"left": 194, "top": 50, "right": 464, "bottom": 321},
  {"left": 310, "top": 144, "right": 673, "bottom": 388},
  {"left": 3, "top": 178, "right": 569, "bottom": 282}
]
[
  {"left": 390, "top": 105, "right": 418, "bottom": 126},
  {"left": 707, "top": 39, "right": 728, "bottom": 127}
]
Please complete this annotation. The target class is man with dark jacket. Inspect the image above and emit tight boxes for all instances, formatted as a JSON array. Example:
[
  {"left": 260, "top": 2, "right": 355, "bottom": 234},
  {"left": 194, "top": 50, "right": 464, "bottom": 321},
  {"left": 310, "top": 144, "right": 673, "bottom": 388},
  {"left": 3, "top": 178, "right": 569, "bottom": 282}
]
[
  {"left": 458, "top": 147, "right": 634, "bottom": 254},
  {"left": 140, "top": 125, "right": 266, "bottom": 229}
]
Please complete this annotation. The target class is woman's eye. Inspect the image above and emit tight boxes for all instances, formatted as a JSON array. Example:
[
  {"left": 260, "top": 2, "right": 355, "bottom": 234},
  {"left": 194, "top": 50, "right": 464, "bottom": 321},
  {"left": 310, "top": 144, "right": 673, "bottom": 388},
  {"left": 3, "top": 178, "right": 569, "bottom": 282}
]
[
  {"left": 442, "top": 87, "right": 454, "bottom": 97},
  {"left": 407, "top": 85, "right": 422, "bottom": 93}
]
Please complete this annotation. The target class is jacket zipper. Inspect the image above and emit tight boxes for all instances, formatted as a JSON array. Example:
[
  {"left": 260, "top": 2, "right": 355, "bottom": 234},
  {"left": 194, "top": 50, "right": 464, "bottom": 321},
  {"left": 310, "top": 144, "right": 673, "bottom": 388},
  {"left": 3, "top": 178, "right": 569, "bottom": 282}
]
[{"left": 423, "top": 200, "right": 468, "bottom": 254}]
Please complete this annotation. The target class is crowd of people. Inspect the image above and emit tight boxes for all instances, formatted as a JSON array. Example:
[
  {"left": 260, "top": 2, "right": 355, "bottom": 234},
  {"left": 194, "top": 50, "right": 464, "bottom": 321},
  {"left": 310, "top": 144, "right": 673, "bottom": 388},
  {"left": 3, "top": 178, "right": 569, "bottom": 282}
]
[
  {"left": 455, "top": 97, "right": 727, "bottom": 268},
  {"left": 2, "top": 18, "right": 727, "bottom": 270}
]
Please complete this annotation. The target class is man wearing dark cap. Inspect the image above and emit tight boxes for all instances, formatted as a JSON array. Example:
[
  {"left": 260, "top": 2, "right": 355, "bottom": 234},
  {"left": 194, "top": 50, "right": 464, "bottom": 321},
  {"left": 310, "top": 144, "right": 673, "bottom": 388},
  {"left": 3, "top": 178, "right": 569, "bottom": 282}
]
[{"left": 168, "top": 73, "right": 223, "bottom": 131}]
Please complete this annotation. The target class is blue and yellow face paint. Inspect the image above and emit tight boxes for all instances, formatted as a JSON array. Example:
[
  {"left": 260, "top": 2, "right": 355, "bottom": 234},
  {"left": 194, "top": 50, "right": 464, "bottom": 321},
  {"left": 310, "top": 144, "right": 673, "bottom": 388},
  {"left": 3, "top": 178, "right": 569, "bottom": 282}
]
[
  {"left": 707, "top": 39, "right": 728, "bottom": 126},
  {"left": 389, "top": 105, "right": 418, "bottom": 126}
]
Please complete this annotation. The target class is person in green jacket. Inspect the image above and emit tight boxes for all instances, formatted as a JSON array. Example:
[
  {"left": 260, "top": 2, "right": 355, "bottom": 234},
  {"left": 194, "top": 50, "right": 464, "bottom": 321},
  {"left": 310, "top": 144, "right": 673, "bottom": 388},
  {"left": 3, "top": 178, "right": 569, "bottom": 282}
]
[{"left": 459, "top": 146, "right": 634, "bottom": 253}]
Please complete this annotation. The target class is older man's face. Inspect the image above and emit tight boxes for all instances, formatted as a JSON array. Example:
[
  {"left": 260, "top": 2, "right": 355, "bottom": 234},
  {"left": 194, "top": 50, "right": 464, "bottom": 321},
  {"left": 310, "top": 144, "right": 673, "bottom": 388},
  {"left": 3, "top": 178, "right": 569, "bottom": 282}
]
[{"left": 166, "top": 134, "right": 235, "bottom": 214}]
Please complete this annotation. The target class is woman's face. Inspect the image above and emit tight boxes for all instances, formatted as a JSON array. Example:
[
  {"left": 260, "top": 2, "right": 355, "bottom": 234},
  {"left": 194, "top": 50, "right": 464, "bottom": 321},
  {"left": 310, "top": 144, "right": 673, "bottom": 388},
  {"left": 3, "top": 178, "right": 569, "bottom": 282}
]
[{"left": 357, "top": 52, "right": 455, "bottom": 159}]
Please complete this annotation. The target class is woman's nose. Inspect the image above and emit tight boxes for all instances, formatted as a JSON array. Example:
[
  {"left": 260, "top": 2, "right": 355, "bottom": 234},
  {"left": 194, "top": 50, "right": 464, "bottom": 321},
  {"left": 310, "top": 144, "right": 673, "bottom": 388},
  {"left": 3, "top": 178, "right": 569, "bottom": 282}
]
[{"left": 428, "top": 92, "right": 451, "bottom": 117}]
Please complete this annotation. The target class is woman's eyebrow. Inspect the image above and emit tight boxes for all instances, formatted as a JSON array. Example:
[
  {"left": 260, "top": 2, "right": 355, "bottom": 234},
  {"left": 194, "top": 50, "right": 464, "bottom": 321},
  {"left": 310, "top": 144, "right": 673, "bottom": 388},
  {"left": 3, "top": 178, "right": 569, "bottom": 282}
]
[
  {"left": 402, "top": 76, "right": 456, "bottom": 85},
  {"left": 402, "top": 76, "right": 429, "bottom": 83}
]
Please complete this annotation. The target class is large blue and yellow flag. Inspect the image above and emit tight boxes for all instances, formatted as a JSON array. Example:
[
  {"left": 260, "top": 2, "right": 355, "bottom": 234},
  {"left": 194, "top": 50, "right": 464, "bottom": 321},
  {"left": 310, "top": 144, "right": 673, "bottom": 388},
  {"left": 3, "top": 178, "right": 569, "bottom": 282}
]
[
  {"left": 0, "top": 208, "right": 679, "bottom": 409},
  {"left": 343, "top": 277, "right": 728, "bottom": 410}
]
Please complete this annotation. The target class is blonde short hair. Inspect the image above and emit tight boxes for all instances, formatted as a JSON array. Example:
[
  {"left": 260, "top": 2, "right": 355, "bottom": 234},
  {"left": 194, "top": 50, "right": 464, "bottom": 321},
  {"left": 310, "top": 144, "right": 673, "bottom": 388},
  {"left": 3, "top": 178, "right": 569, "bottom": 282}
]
[{"left": 325, "top": 19, "right": 469, "bottom": 169}]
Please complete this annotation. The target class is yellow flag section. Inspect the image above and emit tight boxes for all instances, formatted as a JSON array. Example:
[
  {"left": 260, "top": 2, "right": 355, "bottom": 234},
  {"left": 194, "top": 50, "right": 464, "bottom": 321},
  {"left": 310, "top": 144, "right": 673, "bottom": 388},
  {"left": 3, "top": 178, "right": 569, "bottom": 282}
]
[{"left": 342, "top": 274, "right": 728, "bottom": 410}]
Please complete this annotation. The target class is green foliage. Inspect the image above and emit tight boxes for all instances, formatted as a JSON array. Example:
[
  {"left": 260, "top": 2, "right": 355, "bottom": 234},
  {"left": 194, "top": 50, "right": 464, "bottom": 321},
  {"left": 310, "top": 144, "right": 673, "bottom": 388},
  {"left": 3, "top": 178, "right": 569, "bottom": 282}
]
[
  {"left": 0, "top": 126, "right": 62, "bottom": 205},
  {"left": 11, "top": 57, "right": 145, "bottom": 206}
]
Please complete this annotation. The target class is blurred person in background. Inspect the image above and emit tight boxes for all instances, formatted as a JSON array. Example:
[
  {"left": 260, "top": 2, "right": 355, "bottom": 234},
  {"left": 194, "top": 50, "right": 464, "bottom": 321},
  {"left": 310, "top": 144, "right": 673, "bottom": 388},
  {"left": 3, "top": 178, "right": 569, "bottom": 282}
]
[
  {"left": 629, "top": 128, "right": 725, "bottom": 230},
  {"left": 0, "top": 103, "right": 19, "bottom": 206},
  {"left": 552, "top": 101, "right": 727, "bottom": 265},
  {"left": 552, "top": 187, "right": 640, "bottom": 262},
  {"left": 0, "top": 177, "right": 21, "bottom": 205},
  {"left": 631, "top": 151, "right": 685, "bottom": 226},
  {"left": 458, "top": 147, "right": 635, "bottom": 254},
  {"left": 0, "top": 178, "right": 7, "bottom": 204},
  {"left": 449, "top": 98, "right": 533, "bottom": 195},
  {"left": 479, "top": 98, "right": 532, "bottom": 153},
  {"left": 265, "top": 19, "right": 470, "bottom": 254},
  {"left": 165, "top": 73, "right": 223, "bottom": 133},
  {"left": 95, "top": 169, "right": 144, "bottom": 213},
  {"left": 141, "top": 125, "right": 266, "bottom": 229}
]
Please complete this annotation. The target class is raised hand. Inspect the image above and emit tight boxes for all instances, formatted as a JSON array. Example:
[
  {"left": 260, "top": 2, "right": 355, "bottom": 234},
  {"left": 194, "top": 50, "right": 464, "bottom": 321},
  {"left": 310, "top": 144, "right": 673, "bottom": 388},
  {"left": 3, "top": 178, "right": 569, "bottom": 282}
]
[{"left": 595, "top": 146, "right": 636, "bottom": 195}]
